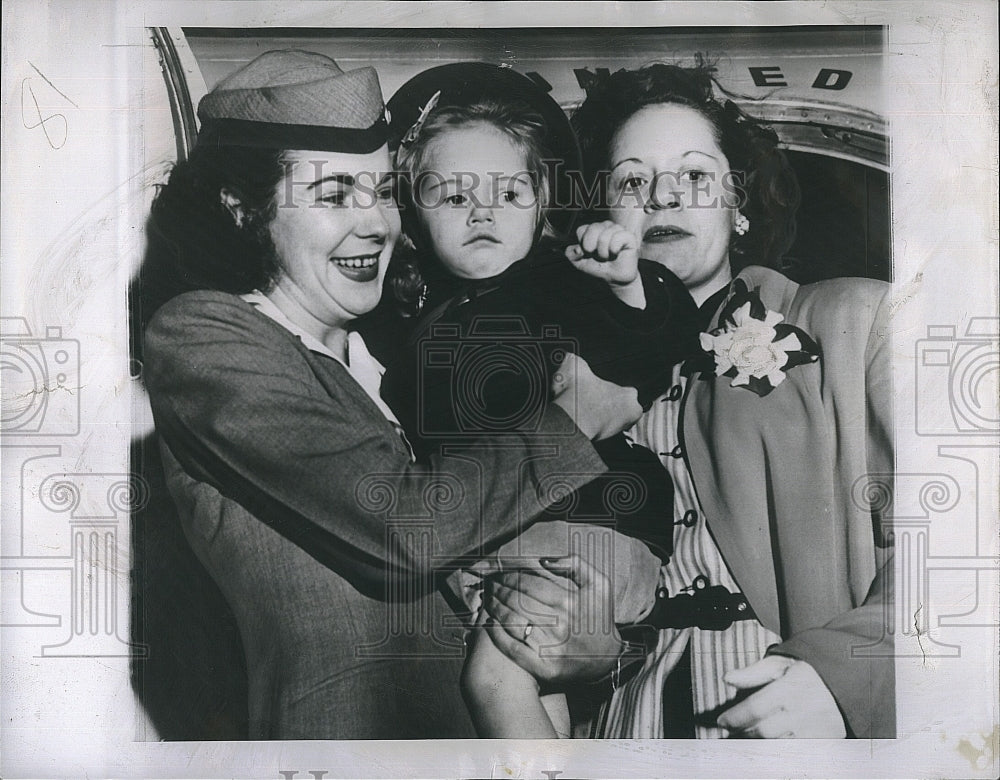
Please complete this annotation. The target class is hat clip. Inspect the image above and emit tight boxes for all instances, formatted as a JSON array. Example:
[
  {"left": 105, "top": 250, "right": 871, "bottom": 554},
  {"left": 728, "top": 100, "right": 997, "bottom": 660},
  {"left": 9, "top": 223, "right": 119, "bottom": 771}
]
[{"left": 401, "top": 90, "right": 441, "bottom": 147}]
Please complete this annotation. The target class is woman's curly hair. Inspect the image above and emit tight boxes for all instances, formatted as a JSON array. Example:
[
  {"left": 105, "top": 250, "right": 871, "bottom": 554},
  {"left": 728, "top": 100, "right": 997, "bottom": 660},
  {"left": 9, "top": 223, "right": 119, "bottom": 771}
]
[
  {"left": 572, "top": 58, "right": 801, "bottom": 271},
  {"left": 138, "top": 145, "right": 287, "bottom": 328}
]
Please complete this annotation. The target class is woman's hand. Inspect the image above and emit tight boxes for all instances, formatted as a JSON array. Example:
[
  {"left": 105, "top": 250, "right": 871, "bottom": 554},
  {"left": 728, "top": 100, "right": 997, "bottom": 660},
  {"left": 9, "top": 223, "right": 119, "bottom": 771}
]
[
  {"left": 551, "top": 353, "right": 642, "bottom": 441},
  {"left": 566, "top": 221, "right": 645, "bottom": 309},
  {"left": 482, "top": 554, "right": 625, "bottom": 684},
  {"left": 717, "top": 655, "right": 848, "bottom": 738}
]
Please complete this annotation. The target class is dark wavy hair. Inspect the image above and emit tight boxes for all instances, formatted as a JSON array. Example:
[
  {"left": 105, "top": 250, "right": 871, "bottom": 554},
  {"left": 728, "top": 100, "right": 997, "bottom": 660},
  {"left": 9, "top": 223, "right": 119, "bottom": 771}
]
[
  {"left": 572, "top": 58, "right": 800, "bottom": 271},
  {"left": 137, "top": 145, "right": 287, "bottom": 329}
]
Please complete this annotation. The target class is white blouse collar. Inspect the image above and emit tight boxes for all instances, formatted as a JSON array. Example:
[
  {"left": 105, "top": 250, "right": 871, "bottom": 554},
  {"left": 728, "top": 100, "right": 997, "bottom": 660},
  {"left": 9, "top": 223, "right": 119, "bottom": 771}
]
[{"left": 240, "top": 291, "right": 402, "bottom": 428}]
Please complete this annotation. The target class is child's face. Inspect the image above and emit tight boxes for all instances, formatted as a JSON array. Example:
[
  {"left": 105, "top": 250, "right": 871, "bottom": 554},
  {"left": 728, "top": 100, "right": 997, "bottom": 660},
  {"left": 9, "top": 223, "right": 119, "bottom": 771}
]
[{"left": 415, "top": 124, "right": 539, "bottom": 279}]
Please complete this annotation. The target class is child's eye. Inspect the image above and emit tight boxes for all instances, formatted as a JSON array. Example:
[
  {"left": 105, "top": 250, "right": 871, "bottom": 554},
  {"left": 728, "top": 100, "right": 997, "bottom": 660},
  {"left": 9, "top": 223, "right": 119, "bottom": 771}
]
[
  {"left": 444, "top": 193, "right": 467, "bottom": 206},
  {"left": 681, "top": 170, "right": 708, "bottom": 183},
  {"left": 501, "top": 189, "right": 520, "bottom": 203},
  {"left": 375, "top": 186, "right": 395, "bottom": 203}
]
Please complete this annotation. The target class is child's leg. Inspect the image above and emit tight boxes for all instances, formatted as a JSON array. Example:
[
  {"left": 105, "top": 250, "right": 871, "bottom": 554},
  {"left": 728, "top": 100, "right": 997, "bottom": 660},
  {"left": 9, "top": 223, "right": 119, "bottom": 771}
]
[
  {"left": 539, "top": 692, "right": 571, "bottom": 738},
  {"left": 460, "top": 627, "right": 559, "bottom": 738}
]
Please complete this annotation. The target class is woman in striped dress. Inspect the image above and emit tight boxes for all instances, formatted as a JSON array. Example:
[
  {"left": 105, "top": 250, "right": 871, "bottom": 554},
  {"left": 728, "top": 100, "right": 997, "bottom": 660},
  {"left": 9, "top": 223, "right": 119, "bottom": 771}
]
[{"left": 482, "top": 61, "right": 894, "bottom": 739}]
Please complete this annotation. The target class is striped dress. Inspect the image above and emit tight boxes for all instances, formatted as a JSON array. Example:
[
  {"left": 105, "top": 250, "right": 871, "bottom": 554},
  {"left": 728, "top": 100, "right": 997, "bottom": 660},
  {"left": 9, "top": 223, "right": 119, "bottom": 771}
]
[{"left": 597, "top": 366, "right": 782, "bottom": 739}]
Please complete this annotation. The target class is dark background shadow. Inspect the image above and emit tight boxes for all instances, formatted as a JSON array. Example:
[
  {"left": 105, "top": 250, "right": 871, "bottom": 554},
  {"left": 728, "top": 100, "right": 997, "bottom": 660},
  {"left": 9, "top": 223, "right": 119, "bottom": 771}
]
[
  {"left": 782, "top": 152, "right": 891, "bottom": 283},
  {"left": 128, "top": 228, "right": 249, "bottom": 741}
]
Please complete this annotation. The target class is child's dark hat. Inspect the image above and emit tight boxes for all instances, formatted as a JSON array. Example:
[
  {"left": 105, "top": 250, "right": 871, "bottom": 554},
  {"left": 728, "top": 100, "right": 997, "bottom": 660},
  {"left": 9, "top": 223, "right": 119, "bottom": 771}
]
[{"left": 196, "top": 49, "right": 388, "bottom": 153}]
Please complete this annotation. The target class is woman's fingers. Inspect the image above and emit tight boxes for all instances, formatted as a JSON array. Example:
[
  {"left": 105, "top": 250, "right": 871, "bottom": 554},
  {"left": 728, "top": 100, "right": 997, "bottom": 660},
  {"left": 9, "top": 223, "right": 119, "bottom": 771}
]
[
  {"left": 717, "top": 659, "right": 847, "bottom": 738},
  {"left": 723, "top": 655, "right": 793, "bottom": 690},
  {"left": 731, "top": 709, "right": 799, "bottom": 739},
  {"left": 484, "top": 557, "right": 616, "bottom": 645},
  {"left": 486, "top": 575, "right": 563, "bottom": 623},
  {"left": 716, "top": 680, "right": 786, "bottom": 733},
  {"left": 486, "top": 551, "right": 606, "bottom": 613},
  {"left": 482, "top": 596, "right": 529, "bottom": 635},
  {"left": 489, "top": 569, "right": 571, "bottom": 607},
  {"left": 483, "top": 569, "right": 576, "bottom": 649},
  {"left": 540, "top": 552, "right": 609, "bottom": 592},
  {"left": 482, "top": 552, "right": 626, "bottom": 684},
  {"left": 484, "top": 618, "right": 545, "bottom": 678},
  {"left": 482, "top": 594, "right": 554, "bottom": 648}
]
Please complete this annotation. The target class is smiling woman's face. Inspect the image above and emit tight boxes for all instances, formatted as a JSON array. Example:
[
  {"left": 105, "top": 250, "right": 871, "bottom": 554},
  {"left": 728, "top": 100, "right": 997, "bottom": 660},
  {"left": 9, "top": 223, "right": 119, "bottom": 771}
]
[
  {"left": 608, "top": 103, "right": 737, "bottom": 305},
  {"left": 268, "top": 146, "right": 400, "bottom": 334}
]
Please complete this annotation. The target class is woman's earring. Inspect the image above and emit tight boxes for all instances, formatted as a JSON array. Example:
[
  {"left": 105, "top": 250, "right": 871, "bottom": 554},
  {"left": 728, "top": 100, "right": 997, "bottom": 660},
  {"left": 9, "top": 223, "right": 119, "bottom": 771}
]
[
  {"left": 733, "top": 211, "right": 750, "bottom": 236},
  {"left": 220, "top": 189, "right": 245, "bottom": 228}
]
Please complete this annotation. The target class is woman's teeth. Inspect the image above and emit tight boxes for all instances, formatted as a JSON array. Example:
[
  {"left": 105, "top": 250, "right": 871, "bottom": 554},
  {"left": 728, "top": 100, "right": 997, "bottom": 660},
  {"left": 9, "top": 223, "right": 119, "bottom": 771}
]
[{"left": 332, "top": 255, "right": 378, "bottom": 268}]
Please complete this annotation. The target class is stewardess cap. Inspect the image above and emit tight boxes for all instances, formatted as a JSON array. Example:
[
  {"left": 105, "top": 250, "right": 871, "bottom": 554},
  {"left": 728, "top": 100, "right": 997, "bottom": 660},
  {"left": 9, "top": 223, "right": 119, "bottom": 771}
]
[{"left": 196, "top": 49, "right": 388, "bottom": 153}]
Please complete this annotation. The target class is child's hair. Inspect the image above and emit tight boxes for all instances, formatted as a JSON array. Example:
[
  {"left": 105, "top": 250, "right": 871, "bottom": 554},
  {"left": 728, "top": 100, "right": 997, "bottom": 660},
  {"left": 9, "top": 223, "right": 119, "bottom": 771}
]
[
  {"left": 386, "top": 98, "right": 561, "bottom": 313},
  {"left": 395, "top": 98, "right": 559, "bottom": 246}
]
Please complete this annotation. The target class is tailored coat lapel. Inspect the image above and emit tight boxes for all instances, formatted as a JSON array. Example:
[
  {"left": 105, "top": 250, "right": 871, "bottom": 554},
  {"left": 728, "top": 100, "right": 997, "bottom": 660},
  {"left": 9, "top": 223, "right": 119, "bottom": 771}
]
[
  {"left": 680, "top": 268, "right": 804, "bottom": 636},
  {"left": 671, "top": 266, "right": 894, "bottom": 737},
  {"left": 249, "top": 301, "right": 413, "bottom": 461}
]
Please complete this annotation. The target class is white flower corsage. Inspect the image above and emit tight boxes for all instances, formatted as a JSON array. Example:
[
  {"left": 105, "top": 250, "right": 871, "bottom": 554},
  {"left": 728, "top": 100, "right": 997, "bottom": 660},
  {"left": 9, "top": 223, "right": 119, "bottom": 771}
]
[{"left": 698, "top": 279, "right": 820, "bottom": 397}]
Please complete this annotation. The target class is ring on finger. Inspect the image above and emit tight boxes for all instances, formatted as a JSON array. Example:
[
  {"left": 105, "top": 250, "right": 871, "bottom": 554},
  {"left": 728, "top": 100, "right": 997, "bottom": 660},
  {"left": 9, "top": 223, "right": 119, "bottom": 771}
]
[{"left": 522, "top": 623, "right": 533, "bottom": 642}]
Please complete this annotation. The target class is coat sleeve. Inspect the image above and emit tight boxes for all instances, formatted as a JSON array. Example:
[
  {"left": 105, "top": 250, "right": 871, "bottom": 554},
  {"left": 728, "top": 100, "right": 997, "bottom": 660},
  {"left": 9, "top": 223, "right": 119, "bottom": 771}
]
[
  {"left": 144, "top": 293, "right": 608, "bottom": 591},
  {"left": 557, "top": 260, "right": 703, "bottom": 410},
  {"left": 766, "top": 282, "right": 896, "bottom": 739}
]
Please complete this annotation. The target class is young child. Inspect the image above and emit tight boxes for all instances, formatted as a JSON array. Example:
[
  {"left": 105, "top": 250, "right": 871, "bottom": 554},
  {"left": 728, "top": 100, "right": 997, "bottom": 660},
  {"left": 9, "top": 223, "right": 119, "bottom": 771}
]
[{"left": 368, "top": 63, "right": 704, "bottom": 737}]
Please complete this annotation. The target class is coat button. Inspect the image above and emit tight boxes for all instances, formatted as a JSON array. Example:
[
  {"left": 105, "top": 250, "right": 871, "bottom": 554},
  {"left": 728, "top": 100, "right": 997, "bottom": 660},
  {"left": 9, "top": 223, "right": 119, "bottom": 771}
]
[
  {"left": 669, "top": 444, "right": 684, "bottom": 458},
  {"left": 667, "top": 385, "right": 683, "bottom": 401},
  {"left": 675, "top": 509, "right": 698, "bottom": 527}
]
